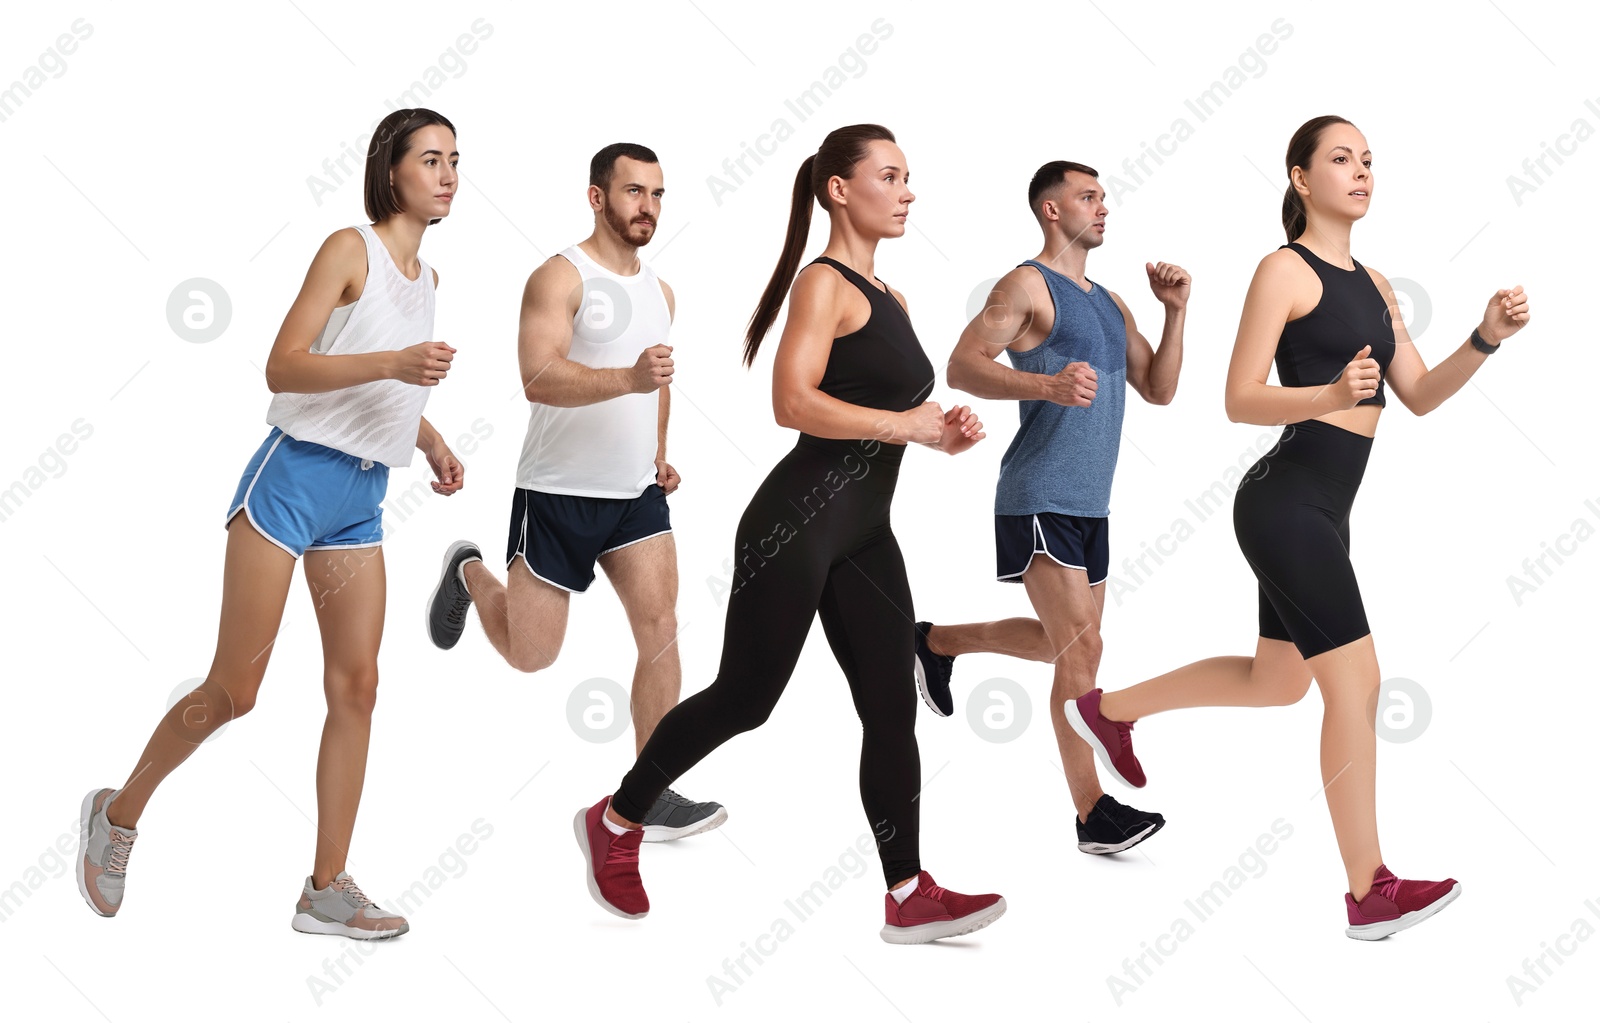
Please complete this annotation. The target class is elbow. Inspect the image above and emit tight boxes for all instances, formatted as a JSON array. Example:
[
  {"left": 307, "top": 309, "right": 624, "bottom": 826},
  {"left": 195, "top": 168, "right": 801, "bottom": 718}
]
[
  {"left": 1152, "top": 385, "right": 1177, "bottom": 407},
  {"left": 264, "top": 362, "right": 282, "bottom": 394},
  {"left": 773, "top": 394, "right": 803, "bottom": 431}
]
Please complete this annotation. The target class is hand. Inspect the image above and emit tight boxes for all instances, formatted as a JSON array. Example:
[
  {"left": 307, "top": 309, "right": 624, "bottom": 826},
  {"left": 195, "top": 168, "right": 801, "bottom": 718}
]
[
  {"left": 1338, "top": 344, "right": 1381, "bottom": 407},
  {"left": 631, "top": 344, "right": 674, "bottom": 392},
  {"left": 936, "top": 404, "right": 986, "bottom": 455},
  {"left": 895, "top": 402, "right": 946, "bottom": 445},
  {"left": 1147, "top": 261, "right": 1191, "bottom": 309},
  {"left": 425, "top": 443, "right": 464, "bottom": 496},
  {"left": 392, "top": 341, "right": 456, "bottom": 386},
  {"left": 1479, "top": 285, "right": 1530, "bottom": 345},
  {"left": 1044, "top": 360, "right": 1098, "bottom": 407},
  {"left": 655, "top": 458, "right": 681, "bottom": 495}
]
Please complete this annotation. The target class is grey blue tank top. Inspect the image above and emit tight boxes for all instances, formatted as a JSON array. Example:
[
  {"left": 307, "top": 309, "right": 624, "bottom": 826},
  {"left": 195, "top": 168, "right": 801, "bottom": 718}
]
[{"left": 994, "top": 261, "right": 1127, "bottom": 518}]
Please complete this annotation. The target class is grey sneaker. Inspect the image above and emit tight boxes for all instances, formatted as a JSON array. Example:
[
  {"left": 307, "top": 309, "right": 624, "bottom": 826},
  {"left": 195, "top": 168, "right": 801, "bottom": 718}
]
[
  {"left": 427, "top": 540, "right": 482, "bottom": 649},
  {"left": 290, "top": 872, "right": 409, "bottom": 939},
  {"left": 77, "top": 787, "right": 137, "bottom": 917},
  {"left": 640, "top": 788, "right": 727, "bottom": 843}
]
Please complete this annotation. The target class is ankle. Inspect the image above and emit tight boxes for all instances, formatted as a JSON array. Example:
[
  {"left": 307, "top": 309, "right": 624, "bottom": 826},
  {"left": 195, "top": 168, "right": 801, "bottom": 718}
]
[
  {"left": 104, "top": 798, "right": 136, "bottom": 831},
  {"left": 924, "top": 625, "right": 951, "bottom": 657},
  {"left": 604, "top": 803, "right": 641, "bottom": 830}
]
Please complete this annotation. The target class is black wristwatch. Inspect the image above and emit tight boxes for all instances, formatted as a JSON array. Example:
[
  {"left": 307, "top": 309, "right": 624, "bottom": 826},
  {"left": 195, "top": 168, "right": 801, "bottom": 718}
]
[{"left": 1470, "top": 327, "right": 1500, "bottom": 354}]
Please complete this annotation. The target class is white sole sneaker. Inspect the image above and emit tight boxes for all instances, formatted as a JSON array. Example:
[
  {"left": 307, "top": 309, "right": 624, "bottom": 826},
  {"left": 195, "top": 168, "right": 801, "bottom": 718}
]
[
  {"left": 76, "top": 788, "right": 110, "bottom": 917},
  {"left": 1345, "top": 882, "right": 1462, "bottom": 940},
  {"left": 642, "top": 806, "right": 729, "bottom": 843},
  {"left": 880, "top": 897, "right": 1007, "bottom": 945},
  {"left": 291, "top": 912, "right": 409, "bottom": 939}
]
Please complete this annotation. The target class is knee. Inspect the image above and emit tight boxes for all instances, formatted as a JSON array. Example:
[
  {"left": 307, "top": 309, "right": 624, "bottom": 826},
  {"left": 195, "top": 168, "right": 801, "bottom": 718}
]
[
  {"left": 508, "top": 649, "right": 556, "bottom": 674},
  {"left": 634, "top": 610, "right": 679, "bottom": 658},
  {"left": 326, "top": 665, "right": 381, "bottom": 716},
  {"left": 1260, "top": 670, "right": 1314, "bottom": 707},
  {"left": 206, "top": 678, "right": 260, "bottom": 720},
  {"left": 1052, "top": 621, "right": 1103, "bottom": 674}
]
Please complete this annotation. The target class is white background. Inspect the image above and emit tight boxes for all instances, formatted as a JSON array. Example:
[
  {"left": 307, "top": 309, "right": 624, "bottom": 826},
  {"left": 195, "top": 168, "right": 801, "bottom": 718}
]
[{"left": 2, "top": 2, "right": 1594, "bottom": 1020}]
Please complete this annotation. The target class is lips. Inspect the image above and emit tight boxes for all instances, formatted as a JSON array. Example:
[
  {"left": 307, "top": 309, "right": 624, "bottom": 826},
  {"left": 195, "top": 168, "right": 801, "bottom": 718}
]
[{"left": 1349, "top": 190, "right": 1368, "bottom": 198}]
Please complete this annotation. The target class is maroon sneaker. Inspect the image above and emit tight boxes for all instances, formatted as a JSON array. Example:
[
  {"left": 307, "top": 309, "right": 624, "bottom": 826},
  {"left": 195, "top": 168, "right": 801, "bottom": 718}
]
[
  {"left": 1064, "top": 688, "right": 1146, "bottom": 788},
  {"left": 1345, "top": 864, "right": 1460, "bottom": 939},
  {"left": 880, "top": 870, "right": 1006, "bottom": 944},
  {"left": 573, "top": 797, "right": 648, "bottom": 919}
]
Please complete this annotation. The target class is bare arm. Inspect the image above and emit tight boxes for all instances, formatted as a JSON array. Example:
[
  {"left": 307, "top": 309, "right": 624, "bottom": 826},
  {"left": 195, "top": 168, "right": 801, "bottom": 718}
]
[
  {"left": 264, "top": 229, "right": 449, "bottom": 394},
  {"left": 1225, "top": 252, "right": 1365, "bottom": 425},
  {"left": 1374, "top": 268, "right": 1529, "bottom": 416},
  {"left": 518, "top": 256, "right": 669, "bottom": 406},
  {"left": 1116, "top": 261, "right": 1189, "bottom": 405},
  {"left": 771, "top": 265, "right": 940, "bottom": 444},
  {"left": 946, "top": 267, "right": 1099, "bottom": 408}
]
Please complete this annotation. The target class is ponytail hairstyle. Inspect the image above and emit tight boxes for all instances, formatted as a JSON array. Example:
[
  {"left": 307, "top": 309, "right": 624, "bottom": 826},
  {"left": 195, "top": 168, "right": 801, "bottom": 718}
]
[
  {"left": 1281, "top": 114, "right": 1353, "bottom": 243},
  {"left": 742, "top": 123, "right": 897, "bottom": 367},
  {"left": 365, "top": 107, "right": 457, "bottom": 226}
]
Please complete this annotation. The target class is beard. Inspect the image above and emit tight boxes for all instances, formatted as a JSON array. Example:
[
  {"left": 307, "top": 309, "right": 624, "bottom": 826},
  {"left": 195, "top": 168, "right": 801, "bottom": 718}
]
[{"left": 603, "top": 202, "right": 654, "bottom": 246}]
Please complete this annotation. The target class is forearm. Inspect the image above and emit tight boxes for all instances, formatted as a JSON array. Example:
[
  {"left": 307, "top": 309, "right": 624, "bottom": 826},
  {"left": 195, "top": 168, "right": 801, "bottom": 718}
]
[
  {"left": 948, "top": 351, "right": 1046, "bottom": 402},
  {"left": 416, "top": 415, "right": 441, "bottom": 451},
  {"left": 1406, "top": 330, "right": 1494, "bottom": 415},
  {"left": 1225, "top": 381, "right": 1342, "bottom": 426},
  {"left": 266, "top": 350, "right": 392, "bottom": 394},
  {"left": 777, "top": 389, "right": 912, "bottom": 444},
  {"left": 1144, "top": 307, "right": 1185, "bottom": 403},
  {"left": 523, "top": 356, "right": 636, "bottom": 407},
  {"left": 657, "top": 387, "right": 669, "bottom": 460}
]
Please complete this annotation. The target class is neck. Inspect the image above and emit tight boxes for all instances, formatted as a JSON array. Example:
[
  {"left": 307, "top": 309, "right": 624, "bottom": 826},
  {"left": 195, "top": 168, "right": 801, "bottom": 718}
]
[
  {"left": 580, "top": 228, "right": 642, "bottom": 275},
  {"left": 1035, "top": 232, "right": 1091, "bottom": 283},
  {"left": 820, "top": 222, "right": 881, "bottom": 283},
  {"left": 374, "top": 216, "right": 426, "bottom": 267},
  {"left": 1295, "top": 213, "right": 1355, "bottom": 268}
]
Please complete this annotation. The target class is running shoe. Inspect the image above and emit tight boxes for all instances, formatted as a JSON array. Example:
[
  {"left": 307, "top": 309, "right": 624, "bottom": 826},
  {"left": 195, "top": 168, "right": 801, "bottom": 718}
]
[
  {"left": 575, "top": 796, "right": 648, "bottom": 919},
  {"left": 1077, "top": 794, "right": 1165, "bottom": 854},
  {"left": 291, "top": 872, "right": 409, "bottom": 939},
  {"left": 913, "top": 621, "right": 955, "bottom": 717},
  {"left": 1064, "top": 688, "right": 1146, "bottom": 788},
  {"left": 881, "top": 871, "right": 1006, "bottom": 944},
  {"left": 77, "top": 787, "right": 136, "bottom": 917},
  {"left": 640, "top": 788, "right": 727, "bottom": 843},
  {"left": 426, "top": 540, "right": 482, "bottom": 650},
  {"left": 1345, "top": 864, "right": 1461, "bottom": 940}
]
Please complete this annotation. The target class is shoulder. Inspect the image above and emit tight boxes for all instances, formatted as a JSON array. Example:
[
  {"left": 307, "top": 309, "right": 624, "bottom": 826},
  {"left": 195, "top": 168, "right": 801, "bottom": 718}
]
[
  {"left": 431, "top": 266, "right": 440, "bottom": 288},
  {"left": 1105, "top": 288, "right": 1130, "bottom": 316},
  {"left": 792, "top": 260, "right": 848, "bottom": 301},
  {"left": 1360, "top": 263, "right": 1392, "bottom": 294},
  {"left": 528, "top": 252, "right": 582, "bottom": 288},
  {"left": 317, "top": 226, "right": 367, "bottom": 262},
  {"left": 1254, "top": 246, "right": 1309, "bottom": 283},
  {"left": 885, "top": 283, "right": 909, "bottom": 312}
]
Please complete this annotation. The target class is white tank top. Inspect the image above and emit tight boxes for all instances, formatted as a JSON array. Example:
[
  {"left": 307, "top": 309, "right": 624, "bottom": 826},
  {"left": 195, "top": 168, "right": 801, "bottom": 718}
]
[
  {"left": 265, "top": 224, "right": 436, "bottom": 468},
  {"left": 516, "top": 244, "right": 670, "bottom": 498}
]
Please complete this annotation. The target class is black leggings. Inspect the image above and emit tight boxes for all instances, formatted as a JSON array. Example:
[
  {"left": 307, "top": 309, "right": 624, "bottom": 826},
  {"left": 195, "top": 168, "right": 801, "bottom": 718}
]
[
  {"left": 1233, "top": 419, "right": 1374, "bottom": 659},
  {"left": 612, "top": 436, "right": 921, "bottom": 886}
]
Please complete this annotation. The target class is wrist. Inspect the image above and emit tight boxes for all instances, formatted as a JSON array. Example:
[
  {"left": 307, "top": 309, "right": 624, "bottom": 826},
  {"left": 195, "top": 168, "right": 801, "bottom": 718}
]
[{"left": 1472, "top": 323, "right": 1502, "bottom": 351}]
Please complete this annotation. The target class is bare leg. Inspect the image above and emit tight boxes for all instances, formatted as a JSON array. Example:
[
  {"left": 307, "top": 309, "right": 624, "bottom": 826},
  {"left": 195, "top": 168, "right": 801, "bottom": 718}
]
[
  {"left": 597, "top": 535, "right": 680, "bottom": 757},
  {"left": 303, "top": 544, "right": 386, "bottom": 889},
  {"left": 1100, "top": 637, "right": 1313, "bottom": 722},
  {"left": 462, "top": 556, "right": 570, "bottom": 673},
  {"left": 925, "top": 618, "right": 1054, "bottom": 661},
  {"left": 1021, "top": 560, "right": 1108, "bottom": 822},
  {"left": 1307, "top": 635, "right": 1383, "bottom": 900},
  {"left": 105, "top": 515, "right": 295, "bottom": 829}
]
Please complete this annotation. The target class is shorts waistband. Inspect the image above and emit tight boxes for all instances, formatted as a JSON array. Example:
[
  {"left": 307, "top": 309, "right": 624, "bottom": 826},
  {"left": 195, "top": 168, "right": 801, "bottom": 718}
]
[{"left": 1264, "top": 419, "right": 1372, "bottom": 484}]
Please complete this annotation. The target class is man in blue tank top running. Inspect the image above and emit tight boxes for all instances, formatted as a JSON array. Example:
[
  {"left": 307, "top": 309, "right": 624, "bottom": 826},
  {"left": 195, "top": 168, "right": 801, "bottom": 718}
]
[{"left": 913, "top": 160, "right": 1189, "bottom": 855}]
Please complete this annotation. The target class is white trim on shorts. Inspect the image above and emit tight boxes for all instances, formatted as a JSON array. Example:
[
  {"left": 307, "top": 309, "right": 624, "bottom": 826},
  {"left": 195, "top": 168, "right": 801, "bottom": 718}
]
[
  {"left": 305, "top": 539, "right": 384, "bottom": 552},
  {"left": 225, "top": 432, "right": 299, "bottom": 559},
  {"left": 995, "top": 515, "right": 1108, "bottom": 586}
]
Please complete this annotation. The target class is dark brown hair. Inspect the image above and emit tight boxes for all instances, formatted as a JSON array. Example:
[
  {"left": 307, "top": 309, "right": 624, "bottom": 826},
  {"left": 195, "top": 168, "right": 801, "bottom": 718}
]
[
  {"left": 364, "top": 108, "right": 457, "bottom": 226},
  {"left": 1282, "top": 115, "right": 1353, "bottom": 243},
  {"left": 1028, "top": 160, "right": 1100, "bottom": 216},
  {"left": 590, "top": 142, "right": 660, "bottom": 191},
  {"left": 743, "top": 124, "right": 897, "bottom": 367}
]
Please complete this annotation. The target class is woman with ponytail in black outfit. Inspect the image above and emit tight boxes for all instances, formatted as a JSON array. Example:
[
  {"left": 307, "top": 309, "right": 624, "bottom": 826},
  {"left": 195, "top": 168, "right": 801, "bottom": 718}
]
[
  {"left": 573, "top": 124, "right": 1007, "bottom": 944},
  {"left": 1064, "top": 115, "right": 1530, "bottom": 939}
]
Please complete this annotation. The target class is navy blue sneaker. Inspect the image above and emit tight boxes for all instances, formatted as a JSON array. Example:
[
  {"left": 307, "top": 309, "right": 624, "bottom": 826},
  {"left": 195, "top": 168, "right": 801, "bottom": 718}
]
[
  {"left": 913, "top": 621, "right": 955, "bottom": 717},
  {"left": 1077, "top": 794, "right": 1165, "bottom": 854}
]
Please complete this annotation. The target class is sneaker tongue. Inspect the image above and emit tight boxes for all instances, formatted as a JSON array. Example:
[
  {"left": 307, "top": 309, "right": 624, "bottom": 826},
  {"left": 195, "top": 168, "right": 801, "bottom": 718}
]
[{"left": 1372, "top": 864, "right": 1396, "bottom": 882}]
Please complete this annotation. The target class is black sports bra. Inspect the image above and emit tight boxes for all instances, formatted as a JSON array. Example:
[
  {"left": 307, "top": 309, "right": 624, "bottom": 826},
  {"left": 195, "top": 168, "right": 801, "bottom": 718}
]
[
  {"left": 1275, "top": 242, "right": 1396, "bottom": 408},
  {"left": 809, "top": 256, "right": 934, "bottom": 413}
]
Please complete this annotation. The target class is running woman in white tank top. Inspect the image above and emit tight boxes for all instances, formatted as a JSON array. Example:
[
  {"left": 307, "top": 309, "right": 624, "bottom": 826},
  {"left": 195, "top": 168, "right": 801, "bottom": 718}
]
[
  {"left": 425, "top": 143, "right": 727, "bottom": 841},
  {"left": 76, "top": 110, "right": 469, "bottom": 939}
]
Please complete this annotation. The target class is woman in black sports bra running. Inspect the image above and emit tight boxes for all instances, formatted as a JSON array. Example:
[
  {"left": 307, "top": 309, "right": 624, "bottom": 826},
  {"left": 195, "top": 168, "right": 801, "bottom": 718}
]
[
  {"left": 1064, "top": 115, "right": 1530, "bottom": 939},
  {"left": 574, "top": 124, "right": 1008, "bottom": 944}
]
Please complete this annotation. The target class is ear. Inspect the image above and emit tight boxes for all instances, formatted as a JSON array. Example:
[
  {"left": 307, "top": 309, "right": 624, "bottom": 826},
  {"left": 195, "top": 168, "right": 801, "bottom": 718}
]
[
  {"left": 827, "top": 173, "right": 847, "bottom": 207},
  {"left": 1290, "top": 166, "right": 1310, "bottom": 198}
]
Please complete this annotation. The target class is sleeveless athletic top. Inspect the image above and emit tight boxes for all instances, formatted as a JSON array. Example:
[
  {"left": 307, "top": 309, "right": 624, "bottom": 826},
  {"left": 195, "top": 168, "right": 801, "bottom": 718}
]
[
  {"left": 1275, "top": 242, "right": 1395, "bottom": 408},
  {"left": 265, "top": 223, "right": 435, "bottom": 468},
  {"left": 516, "top": 244, "right": 671, "bottom": 498},
  {"left": 802, "top": 256, "right": 935, "bottom": 470},
  {"left": 994, "top": 261, "right": 1128, "bottom": 518}
]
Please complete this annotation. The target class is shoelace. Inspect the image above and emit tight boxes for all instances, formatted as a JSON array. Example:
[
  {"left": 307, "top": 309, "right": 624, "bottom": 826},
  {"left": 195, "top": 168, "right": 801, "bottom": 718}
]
[
  {"left": 105, "top": 829, "right": 135, "bottom": 877},
  {"left": 1370, "top": 872, "right": 1402, "bottom": 904},
  {"left": 330, "top": 875, "right": 377, "bottom": 907},
  {"left": 443, "top": 596, "right": 469, "bottom": 627},
  {"left": 658, "top": 788, "right": 695, "bottom": 807},
  {"left": 605, "top": 832, "right": 641, "bottom": 867}
]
